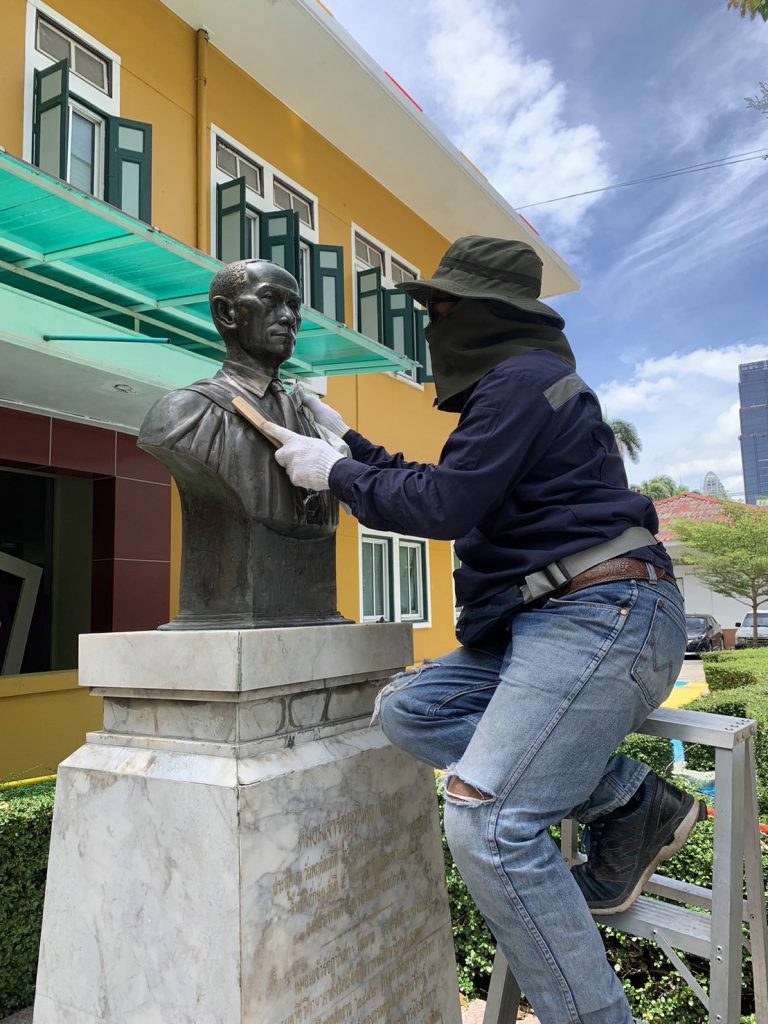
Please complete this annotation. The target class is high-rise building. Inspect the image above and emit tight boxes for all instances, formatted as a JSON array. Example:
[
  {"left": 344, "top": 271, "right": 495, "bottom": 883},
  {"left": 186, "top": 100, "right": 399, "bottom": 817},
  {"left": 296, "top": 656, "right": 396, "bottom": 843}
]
[
  {"left": 739, "top": 360, "right": 768, "bottom": 505},
  {"left": 701, "top": 471, "right": 728, "bottom": 499}
]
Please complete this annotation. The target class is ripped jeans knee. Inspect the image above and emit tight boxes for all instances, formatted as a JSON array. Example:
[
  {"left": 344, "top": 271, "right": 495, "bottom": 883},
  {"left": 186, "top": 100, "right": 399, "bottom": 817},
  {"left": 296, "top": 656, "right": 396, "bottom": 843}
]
[{"left": 444, "top": 770, "right": 494, "bottom": 806}]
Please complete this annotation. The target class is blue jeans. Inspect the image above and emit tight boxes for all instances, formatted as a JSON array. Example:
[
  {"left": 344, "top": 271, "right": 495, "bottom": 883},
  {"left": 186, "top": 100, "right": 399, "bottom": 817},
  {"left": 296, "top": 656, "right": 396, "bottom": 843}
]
[{"left": 377, "top": 576, "right": 686, "bottom": 1024}]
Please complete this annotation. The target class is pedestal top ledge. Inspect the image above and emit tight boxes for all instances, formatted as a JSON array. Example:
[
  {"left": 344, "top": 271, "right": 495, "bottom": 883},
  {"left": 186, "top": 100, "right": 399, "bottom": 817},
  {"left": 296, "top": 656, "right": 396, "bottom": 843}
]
[{"left": 79, "top": 622, "right": 414, "bottom": 693}]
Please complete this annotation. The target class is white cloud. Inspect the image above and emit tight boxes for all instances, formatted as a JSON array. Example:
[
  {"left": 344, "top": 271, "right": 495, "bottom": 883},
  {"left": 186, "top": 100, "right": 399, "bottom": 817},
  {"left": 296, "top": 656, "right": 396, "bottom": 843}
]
[
  {"left": 598, "top": 344, "right": 768, "bottom": 499},
  {"left": 420, "top": 0, "right": 613, "bottom": 256}
]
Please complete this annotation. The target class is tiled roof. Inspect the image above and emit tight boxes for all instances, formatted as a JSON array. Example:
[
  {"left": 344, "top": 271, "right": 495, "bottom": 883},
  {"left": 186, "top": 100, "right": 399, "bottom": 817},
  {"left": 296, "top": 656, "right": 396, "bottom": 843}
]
[{"left": 653, "top": 492, "right": 728, "bottom": 542}]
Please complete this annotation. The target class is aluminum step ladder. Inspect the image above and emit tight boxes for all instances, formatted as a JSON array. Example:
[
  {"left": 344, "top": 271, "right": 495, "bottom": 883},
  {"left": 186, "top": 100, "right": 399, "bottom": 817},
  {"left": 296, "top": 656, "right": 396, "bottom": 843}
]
[{"left": 482, "top": 706, "right": 768, "bottom": 1024}]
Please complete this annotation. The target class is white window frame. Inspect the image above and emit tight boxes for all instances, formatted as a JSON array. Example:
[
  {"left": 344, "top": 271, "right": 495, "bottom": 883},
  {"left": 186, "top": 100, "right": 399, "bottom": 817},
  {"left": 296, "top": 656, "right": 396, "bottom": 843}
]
[
  {"left": 359, "top": 526, "right": 431, "bottom": 628},
  {"left": 23, "top": 0, "right": 121, "bottom": 162},
  {"left": 398, "top": 539, "right": 426, "bottom": 622},
  {"left": 351, "top": 224, "right": 422, "bottom": 388},
  {"left": 360, "top": 534, "right": 392, "bottom": 623},
  {"left": 211, "top": 126, "right": 319, "bottom": 285}
]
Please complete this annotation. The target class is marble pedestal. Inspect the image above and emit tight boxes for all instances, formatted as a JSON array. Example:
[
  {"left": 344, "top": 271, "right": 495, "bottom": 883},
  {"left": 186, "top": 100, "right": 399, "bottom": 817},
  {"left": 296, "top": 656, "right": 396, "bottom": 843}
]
[{"left": 34, "top": 624, "right": 461, "bottom": 1024}]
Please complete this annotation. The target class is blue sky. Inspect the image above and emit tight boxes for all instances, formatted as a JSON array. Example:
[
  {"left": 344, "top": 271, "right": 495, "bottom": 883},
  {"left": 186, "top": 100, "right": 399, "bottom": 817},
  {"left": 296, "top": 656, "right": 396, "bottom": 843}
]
[{"left": 328, "top": 0, "right": 768, "bottom": 497}]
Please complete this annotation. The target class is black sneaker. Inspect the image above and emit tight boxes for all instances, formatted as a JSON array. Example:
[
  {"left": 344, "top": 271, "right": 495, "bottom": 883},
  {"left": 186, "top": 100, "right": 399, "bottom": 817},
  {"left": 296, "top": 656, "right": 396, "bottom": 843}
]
[{"left": 573, "top": 772, "right": 708, "bottom": 915}]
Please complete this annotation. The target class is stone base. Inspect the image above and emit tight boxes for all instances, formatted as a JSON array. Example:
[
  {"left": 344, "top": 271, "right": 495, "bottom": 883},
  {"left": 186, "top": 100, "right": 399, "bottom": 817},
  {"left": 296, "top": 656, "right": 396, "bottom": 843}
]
[{"left": 34, "top": 625, "right": 461, "bottom": 1024}]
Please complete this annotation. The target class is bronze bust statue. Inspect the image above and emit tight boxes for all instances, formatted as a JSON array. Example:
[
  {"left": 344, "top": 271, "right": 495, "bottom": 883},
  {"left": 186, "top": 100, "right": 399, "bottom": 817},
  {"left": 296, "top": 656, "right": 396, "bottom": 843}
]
[{"left": 138, "top": 259, "right": 345, "bottom": 629}]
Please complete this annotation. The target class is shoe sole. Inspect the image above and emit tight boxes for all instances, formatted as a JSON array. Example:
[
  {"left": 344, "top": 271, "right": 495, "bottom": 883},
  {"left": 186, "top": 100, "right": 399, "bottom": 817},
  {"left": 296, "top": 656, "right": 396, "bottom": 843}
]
[{"left": 590, "top": 799, "right": 707, "bottom": 916}]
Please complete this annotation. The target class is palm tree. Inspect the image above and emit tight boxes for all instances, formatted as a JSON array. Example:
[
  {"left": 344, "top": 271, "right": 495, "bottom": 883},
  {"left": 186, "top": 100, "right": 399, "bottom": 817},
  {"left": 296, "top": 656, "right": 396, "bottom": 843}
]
[
  {"left": 726, "top": 0, "right": 768, "bottom": 20},
  {"left": 605, "top": 418, "right": 642, "bottom": 464}
]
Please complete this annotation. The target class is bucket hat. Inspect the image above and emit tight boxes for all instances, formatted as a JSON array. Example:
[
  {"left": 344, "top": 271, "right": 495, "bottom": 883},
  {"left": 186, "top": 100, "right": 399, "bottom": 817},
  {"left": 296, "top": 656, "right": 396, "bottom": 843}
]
[{"left": 395, "top": 235, "right": 564, "bottom": 328}]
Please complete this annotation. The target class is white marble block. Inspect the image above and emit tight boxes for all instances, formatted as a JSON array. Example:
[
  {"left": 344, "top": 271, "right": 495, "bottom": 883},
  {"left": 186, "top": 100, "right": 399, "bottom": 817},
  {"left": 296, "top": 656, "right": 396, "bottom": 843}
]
[{"left": 34, "top": 624, "right": 462, "bottom": 1024}]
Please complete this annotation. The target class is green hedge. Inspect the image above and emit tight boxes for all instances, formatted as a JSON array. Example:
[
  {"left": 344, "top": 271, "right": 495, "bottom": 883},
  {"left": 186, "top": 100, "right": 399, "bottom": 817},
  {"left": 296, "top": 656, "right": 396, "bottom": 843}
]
[
  {"left": 683, "top": 684, "right": 768, "bottom": 814},
  {"left": 702, "top": 649, "right": 768, "bottom": 691},
  {"left": 0, "top": 781, "right": 55, "bottom": 1018}
]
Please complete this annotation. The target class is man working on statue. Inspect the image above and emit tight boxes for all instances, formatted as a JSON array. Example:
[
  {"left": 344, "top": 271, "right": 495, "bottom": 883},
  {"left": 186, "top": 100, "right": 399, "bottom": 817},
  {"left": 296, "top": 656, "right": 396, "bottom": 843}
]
[{"left": 259, "top": 236, "right": 706, "bottom": 1024}]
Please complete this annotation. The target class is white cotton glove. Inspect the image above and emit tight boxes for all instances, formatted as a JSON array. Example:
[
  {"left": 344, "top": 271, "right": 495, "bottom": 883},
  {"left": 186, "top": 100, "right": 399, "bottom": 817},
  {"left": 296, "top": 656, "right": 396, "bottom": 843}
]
[
  {"left": 294, "top": 383, "right": 349, "bottom": 438},
  {"left": 259, "top": 421, "right": 345, "bottom": 491}
]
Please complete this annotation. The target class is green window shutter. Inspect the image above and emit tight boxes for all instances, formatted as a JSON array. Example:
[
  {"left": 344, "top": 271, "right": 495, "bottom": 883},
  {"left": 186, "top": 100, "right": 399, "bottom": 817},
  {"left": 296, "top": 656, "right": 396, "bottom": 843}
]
[
  {"left": 414, "top": 307, "right": 434, "bottom": 384},
  {"left": 383, "top": 288, "right": 415, "bottom": 362},
  {"left": 32, "top": 59, "right": 70, "bottom": 179},
  {"left": 310, "top": 244, "right": 345, "bottom": 322},
  {"left": 105, "top": 117, "right": 152, "bottom": 223},
  {"left": 216, "top": 177, "right": 247, "bottom": 262},
  {"left": 356, "top": 267, "right": 383, "bottom": 343},
  {"left": 259, "top": 210, "right": 300, "bottom": 279}
]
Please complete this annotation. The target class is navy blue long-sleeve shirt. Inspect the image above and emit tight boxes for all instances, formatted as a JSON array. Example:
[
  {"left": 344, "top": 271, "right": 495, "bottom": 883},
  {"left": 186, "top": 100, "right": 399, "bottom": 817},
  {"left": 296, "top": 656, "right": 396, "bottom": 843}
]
[{"left": 328, "top": 350, "right": 672, "bottom": 607}]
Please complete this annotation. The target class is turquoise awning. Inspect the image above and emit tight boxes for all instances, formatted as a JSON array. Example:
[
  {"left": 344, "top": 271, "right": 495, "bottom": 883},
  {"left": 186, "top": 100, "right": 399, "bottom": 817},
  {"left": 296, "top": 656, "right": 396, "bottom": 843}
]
[{"left": 0, "top": 149, "right": 417, "bottom": 380}]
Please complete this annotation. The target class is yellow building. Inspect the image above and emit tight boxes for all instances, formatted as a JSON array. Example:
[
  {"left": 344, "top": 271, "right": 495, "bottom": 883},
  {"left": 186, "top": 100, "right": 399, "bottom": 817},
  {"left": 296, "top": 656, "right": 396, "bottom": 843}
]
[{"left": 0, "top": 0, "right": 577, "bottom": 780}]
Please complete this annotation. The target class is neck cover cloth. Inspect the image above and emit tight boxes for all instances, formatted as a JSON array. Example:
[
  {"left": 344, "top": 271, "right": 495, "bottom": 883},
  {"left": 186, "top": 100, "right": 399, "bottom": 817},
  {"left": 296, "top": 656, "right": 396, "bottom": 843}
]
[{"left": 426, "top": 300, "right": 576, "bottom": 412}]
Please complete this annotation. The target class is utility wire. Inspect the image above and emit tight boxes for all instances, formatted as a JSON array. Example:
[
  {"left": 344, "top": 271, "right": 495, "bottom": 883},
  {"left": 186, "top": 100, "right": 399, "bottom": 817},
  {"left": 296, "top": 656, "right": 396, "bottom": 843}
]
[{"left": 516, "top": 148, "right": 768, "bottom": 210}]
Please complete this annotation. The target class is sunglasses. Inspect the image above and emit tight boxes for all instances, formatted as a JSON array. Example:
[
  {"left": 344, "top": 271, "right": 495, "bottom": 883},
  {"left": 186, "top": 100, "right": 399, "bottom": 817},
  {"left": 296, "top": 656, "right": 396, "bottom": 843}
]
[{"left": 426, "top": 296, "right": 460, "bottom": 324}]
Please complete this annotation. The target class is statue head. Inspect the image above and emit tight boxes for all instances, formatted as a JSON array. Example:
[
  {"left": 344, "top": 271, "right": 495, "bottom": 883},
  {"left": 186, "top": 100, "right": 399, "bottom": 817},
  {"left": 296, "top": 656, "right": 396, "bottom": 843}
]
[{"left": 209, "top": 260, "right": 303, "bottom": 375}]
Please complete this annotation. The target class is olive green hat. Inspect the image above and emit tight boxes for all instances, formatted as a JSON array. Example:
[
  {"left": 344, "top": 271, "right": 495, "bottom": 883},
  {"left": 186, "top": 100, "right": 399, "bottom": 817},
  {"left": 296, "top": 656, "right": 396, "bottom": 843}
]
[{"left": 395, "top": 235, "right": 564, "bottom": 329}]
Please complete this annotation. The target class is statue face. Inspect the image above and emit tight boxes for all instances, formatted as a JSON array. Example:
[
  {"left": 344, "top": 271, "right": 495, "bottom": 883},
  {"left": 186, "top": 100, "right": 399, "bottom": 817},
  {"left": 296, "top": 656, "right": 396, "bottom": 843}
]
[{"left": 213, "top": 262, "right": 302, "bottom": 368}]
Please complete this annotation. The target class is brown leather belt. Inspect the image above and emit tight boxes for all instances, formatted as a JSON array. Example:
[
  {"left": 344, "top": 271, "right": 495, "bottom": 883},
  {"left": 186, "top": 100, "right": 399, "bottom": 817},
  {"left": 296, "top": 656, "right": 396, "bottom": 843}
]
[{"left": 549, "top": 557, "right": 677, "bottom": 600}]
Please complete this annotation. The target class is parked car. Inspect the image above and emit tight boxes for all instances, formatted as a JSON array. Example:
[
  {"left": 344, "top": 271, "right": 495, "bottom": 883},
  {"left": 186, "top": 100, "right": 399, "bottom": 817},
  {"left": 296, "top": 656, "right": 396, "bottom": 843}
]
[
  {"left": 735, "top": 612, "right": 768, "bottom": 648},
  {"left": 685, "top": 614, "right": 724, "bottom": 656}
]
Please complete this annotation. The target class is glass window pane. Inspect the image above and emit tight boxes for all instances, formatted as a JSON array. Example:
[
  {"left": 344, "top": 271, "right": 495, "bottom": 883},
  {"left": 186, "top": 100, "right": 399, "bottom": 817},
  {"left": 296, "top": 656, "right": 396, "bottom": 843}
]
[
  {"left": 391, "top": 260, "right": 416, "bottom": 284},
  {"left": 37, "top": 20, "right": 71, "bottom": 62},
  {"left": 300, "top": 244, "right": 311, "bottom": 304},
  {"left": 40, "top": 68, "right": 64, "bottom": 104},
  {"left": 400, "top": 550, "right": 411, "bottom": 615},
  {"left": 69, "top": 111, "right": 95, "bottom": 193},
  {"left": 322, "top": 278, "right": 337, "bottom": 320},
  {"left": 121, "top": 161, "right": 140, "bottom": 219},
  {"left": 389, "top": 294, "right": 406, "bottom": 310},
  {"left": 319, "top": 250, "right": 338, "bottom": 270},
  {"left": 373, "top": 544, "right": 384, "bottom": 617},
  {"left": 392, "top": 319, "right": 405, "bottom": 355},
  {"left": 355, "top": 236, "right": 384, "bottom": 270},
  {"left": 360, "top": 294, "right": 379, "bottom": 341},
  {"left": 273, "top": 183, "right": 291, "bottom": 210},
  {"left": 354, "top": 237, "right": 369, "bottom": 262},
  {"left": 118, "top": 126, "right": 145, "bottom": 153},
  {"left": 362, "top": 542, "right": 374, "bottom": 618},
  {"left": 268, "top": 216, "right": 288, "bottom": 237},
  {"left": 38, "top": 108, "right": 62, "bottom": 176},
  {"left": 216, "top": 144, "right": 237, "bottom": 176},
  {"left": 246, "top": 211, "right": 259, "bottom": 260},
  {"left": 220, "top": 209, "right": 242, "bottom": 263},
  {"left": 294, "top": 195, "right": 312, "bottom": 227},
  {"left": 74, "top": 45, "right": 106, "bottom": 90},
  {"left": 242, "top": 163, "right": 261, "bottom": 193}
]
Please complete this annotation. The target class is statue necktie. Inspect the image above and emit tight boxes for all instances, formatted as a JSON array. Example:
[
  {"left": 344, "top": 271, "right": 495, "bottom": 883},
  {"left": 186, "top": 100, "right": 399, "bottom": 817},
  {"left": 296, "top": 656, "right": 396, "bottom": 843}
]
[
  {"left": 268, "top": 379, "right": 305, "bottom": 434},
  {"left": 267, "top": 379, "right": 324, "bottom": 524}
]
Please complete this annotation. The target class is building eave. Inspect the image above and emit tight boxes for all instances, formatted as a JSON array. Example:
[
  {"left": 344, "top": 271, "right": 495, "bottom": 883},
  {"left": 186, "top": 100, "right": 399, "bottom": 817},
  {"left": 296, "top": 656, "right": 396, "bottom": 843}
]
[{"left": 159, "top": 0, "right": 579, "bottom": 299}]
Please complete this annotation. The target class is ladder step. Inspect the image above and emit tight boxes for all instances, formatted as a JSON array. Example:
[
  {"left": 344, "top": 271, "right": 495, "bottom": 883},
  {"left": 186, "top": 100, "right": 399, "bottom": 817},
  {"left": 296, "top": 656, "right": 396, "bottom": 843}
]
[
  {"left": 639, "top": 707, "right": 756, "bottom": 748},
  {"left": 594, "top": 896, "right": 712, "bottom": 958}
]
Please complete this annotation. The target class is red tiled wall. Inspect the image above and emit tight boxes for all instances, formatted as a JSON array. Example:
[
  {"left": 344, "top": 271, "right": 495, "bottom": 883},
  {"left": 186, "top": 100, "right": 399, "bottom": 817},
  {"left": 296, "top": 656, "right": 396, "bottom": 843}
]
[{"left": 0, "top": 407, "right": 171, "bottom": 632}]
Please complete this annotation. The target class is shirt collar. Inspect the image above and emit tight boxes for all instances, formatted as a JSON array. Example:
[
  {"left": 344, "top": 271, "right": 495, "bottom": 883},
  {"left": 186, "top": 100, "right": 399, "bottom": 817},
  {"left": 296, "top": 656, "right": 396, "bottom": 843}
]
[{"left": 219, "top": 359, "right": 276, "bottom": 400}]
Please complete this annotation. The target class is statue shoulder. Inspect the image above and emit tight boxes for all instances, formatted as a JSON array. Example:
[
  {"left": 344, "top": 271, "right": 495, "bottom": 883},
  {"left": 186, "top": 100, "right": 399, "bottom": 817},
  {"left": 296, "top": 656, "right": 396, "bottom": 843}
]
[{"left": 139, "top": 383, "right": 226, "bottom": 449}]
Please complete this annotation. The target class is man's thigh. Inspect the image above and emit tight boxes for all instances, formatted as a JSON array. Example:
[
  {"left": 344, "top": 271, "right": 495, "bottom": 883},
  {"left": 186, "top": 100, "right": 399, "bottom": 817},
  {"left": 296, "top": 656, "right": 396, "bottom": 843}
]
[
  {"left": 380, "top": 642, "right": 505, "bottom": 721},
  {"left": 452, "top": 580, "right": 684, "bottom": 823}
]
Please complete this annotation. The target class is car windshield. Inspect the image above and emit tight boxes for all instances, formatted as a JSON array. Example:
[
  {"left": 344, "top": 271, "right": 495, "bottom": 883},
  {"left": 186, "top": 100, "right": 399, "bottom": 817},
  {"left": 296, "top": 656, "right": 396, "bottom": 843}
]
[
  {"left": 741, "top": 614, "right": 768, "bottom": 628},
  {"left": 686, "top": 616, "right": 707, "bottom": 629}
]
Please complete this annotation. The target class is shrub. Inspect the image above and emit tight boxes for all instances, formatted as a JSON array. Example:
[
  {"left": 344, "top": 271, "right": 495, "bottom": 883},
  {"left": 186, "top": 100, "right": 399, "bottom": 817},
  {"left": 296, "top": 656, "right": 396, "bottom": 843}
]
[
  {"left": 702, "top": 649, "right": 768, "bottom": 692},
  {"left": 616, "top": 734, "right": 676, "bottom": 778},
  {"left": 0, "top": 781, "right": 55, "bottom": 1017},
  {"left": 683, "top": 684, "right": 768, "bottom": 813}
]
